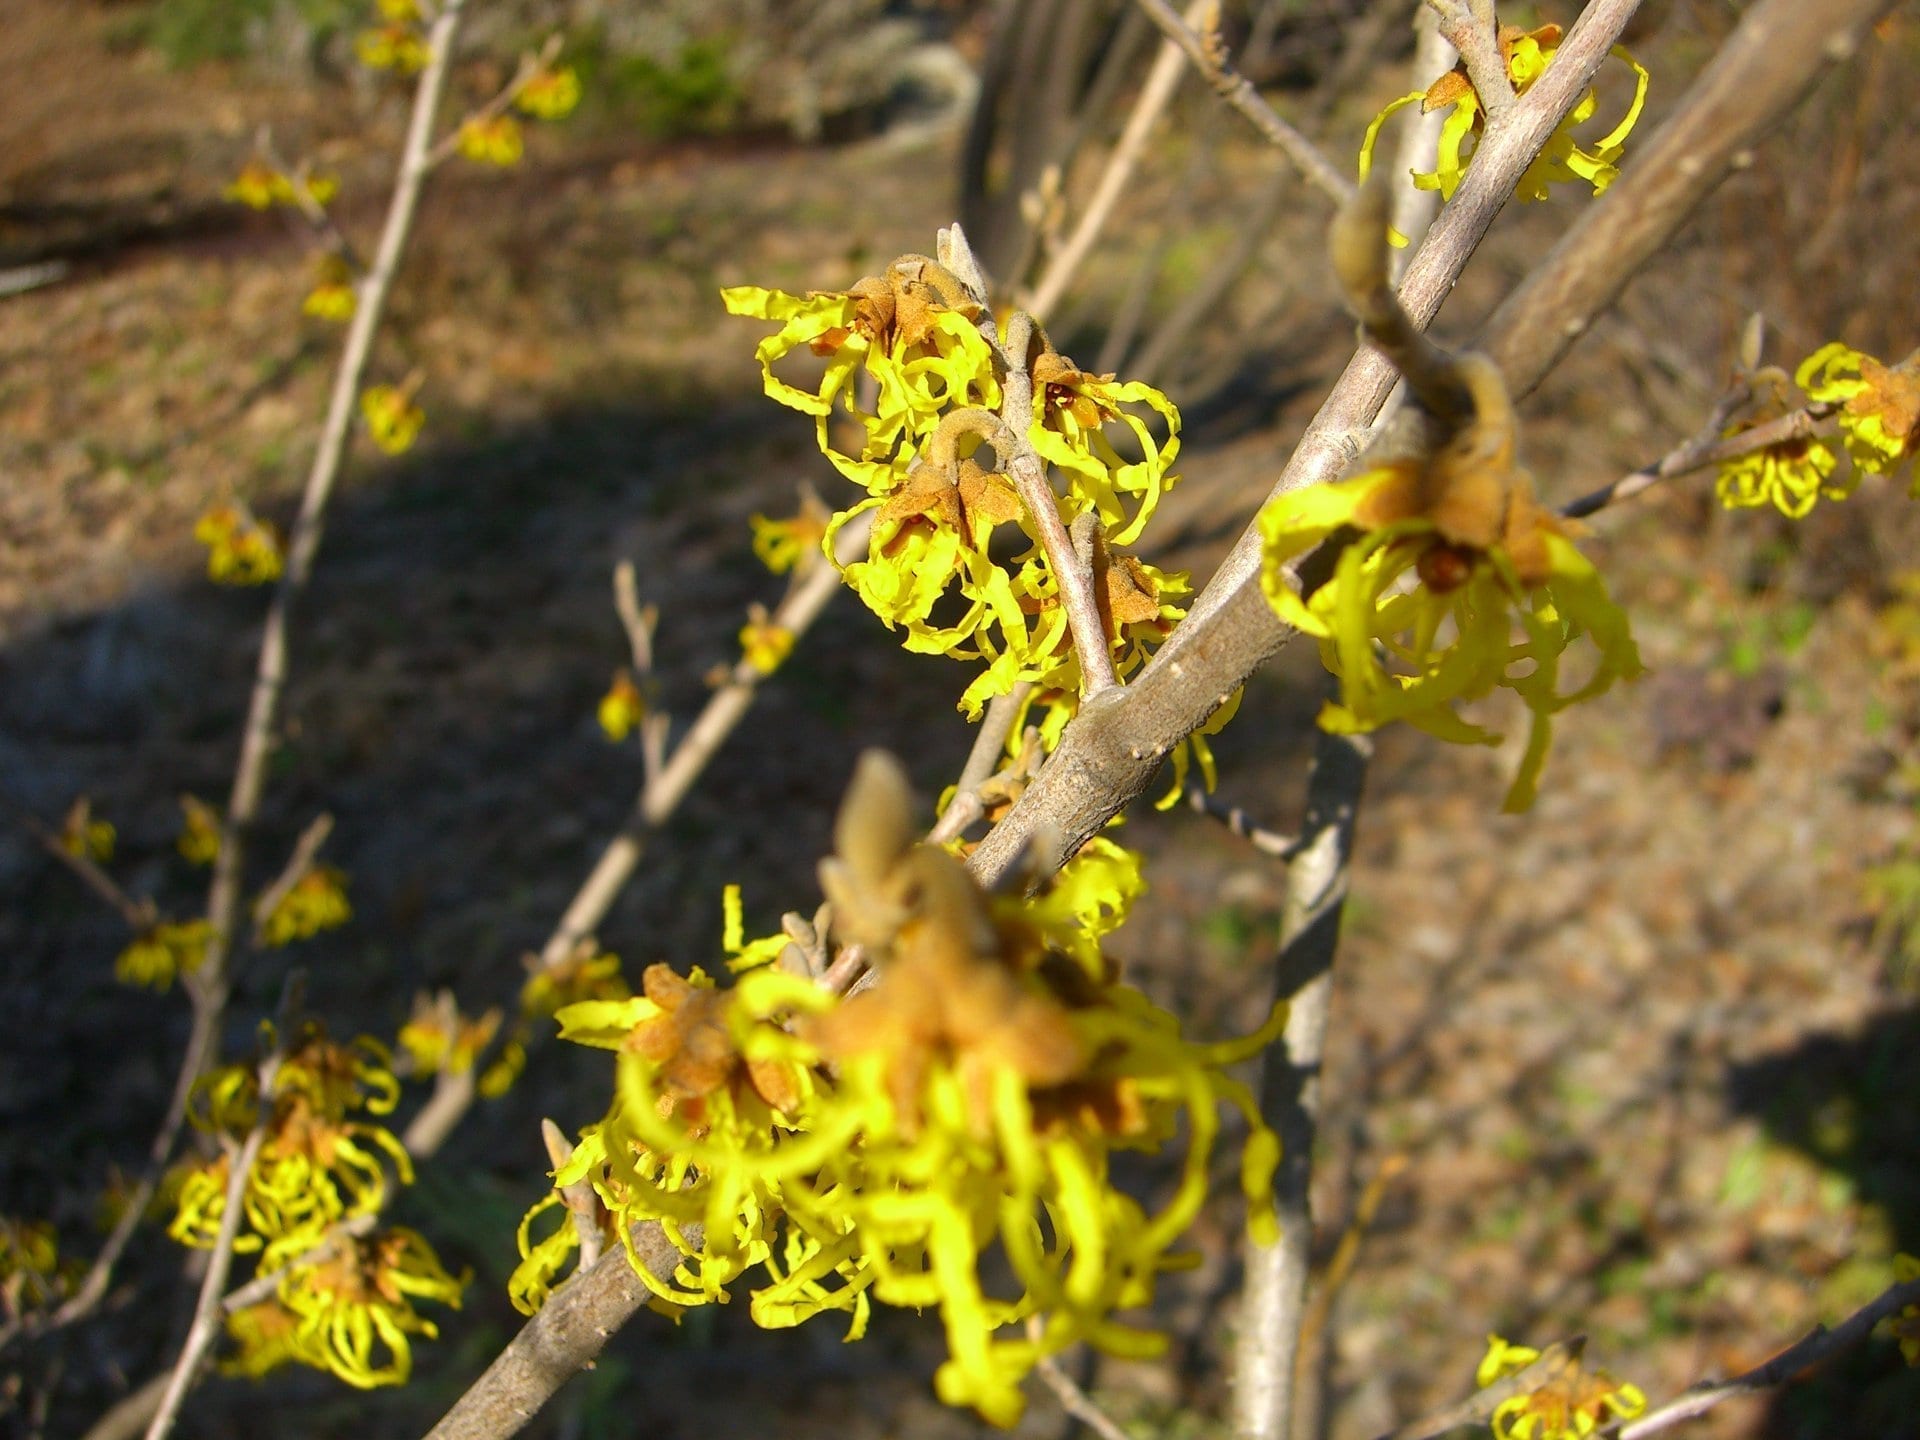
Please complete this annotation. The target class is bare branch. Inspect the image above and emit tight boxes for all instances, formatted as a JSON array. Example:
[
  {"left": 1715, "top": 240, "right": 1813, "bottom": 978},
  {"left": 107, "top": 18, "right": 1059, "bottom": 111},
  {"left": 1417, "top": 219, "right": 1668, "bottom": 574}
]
[
  {"left": 1425, "top": 0, "right": 1516, "bottom": 116},
  {"left": 420, "top": 1223, "right": 698, "bottom": 1440},
  {"left": 1368, "top": 1338, "right": 1589, "bottom": 1440},
  {"left": 4, "top": 797, "right": 153, "bottom": 931},
  {"left": 1616, "top": 1279, "right": 1920, "bottom": 1439},
  {"left": 144, "top": 1043, "right": 287, "bottom": 1440},
  {"left": 995, "top": 313, "right": 1119, "bottom": 697},
  {"left": 1131, "top": 0, "right": 1354, "bottom": 205},
  {"left": 1231, "top": 722, "right": 1370, "bottom": 1440},
  {"left": 1560, "top": 399, "right": 1835, "bottom": 519},
  {"left": 1184, "top": 785, "right": 1298, "bottom": 859},
  {"left": 1028, "top": 1325, "right": 1134, "bottom": 1440}
]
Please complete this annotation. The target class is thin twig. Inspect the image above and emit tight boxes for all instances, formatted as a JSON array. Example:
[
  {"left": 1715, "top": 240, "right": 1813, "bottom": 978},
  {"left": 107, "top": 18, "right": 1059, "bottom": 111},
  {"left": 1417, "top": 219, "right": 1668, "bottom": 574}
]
[
  {"left": 423, "top": 36, "right": 562, "bottom": 170},
  {"left": 611, "top": 561, "right": 657, "bottom": 676},
  {"left": 1369, "top": 1338, "right": 1588, "bottom": 1440},
  {"left": 995, "top": 312, "right": 1119, "bottom": 697},
  {"left": 65, "top": 0, "right": 474, "bottom": 1349},
  {"left": 1559, "top": 400, "right": 1835, "bottom": 520},
  {"left": 537, "top": 508, "right": 873, "bottom": 970},
  {"left": 1024, "top": 0, "right": 1211, "bottom": 322},
  {"left": 1130, "top": 0, "right": 1354, "bottom": 205},
  {"left": 929, "top": 684, "right": 1032, "bottom": 844},
  {"left": 143, "top": 1047, "right": 285, "bottom": 1440},
  {"left": 247, "top": 812, "right": 334, "bottom": 942},
  {"left": 1231, "top": 720, "right": 1370, "bottom": 1440},
  {"left": 1027, "top": 1320, "right": 1134, "bottom": 1440},
  {"left": 419, "top": 1223, "right": 698, "bottom": 1440},
  {"left": 1184, "top": 784, "right": 1299, "bottom": 859},
  {"left": 1615, "top": 1279, "right": 1920, "bottom": 1439},
  {"left": 6, "top": 798, "right": 153, "bottom": 931}
]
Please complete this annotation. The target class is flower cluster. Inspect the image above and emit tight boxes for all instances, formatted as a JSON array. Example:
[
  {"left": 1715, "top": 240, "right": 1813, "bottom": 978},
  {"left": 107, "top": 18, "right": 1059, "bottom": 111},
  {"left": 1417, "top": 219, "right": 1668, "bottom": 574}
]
[
  {"left": 1, "top": 1215, "right": 68, "bottom": 1322},
  {"left": 356, "top": 0, "right": 431, "bottom": 75},
  {"left": 303, "top": 253, "right": 357, "bottom": 323},
  {"left": 59, "top": 796, "right": 115, "bottom": 862},
  {"left": 361, "top": 383, "right": 426, "bottom": 456},
  {"left": 167, "top": 1027, "right": 465, "bottom": 1386},
  {"left": 115, "top": 918, "right": 213, "bottom": 992},
  {"left": 224, "top": 1228, "right": 466, "bottom": 1389},
  {"left": 1259, "top": 355, "right": 1640, "bottom": 810},
  {"left": 223, "top": 161, "right": 339, "bottom": 212},
  {"left": 260, "top": 866, "right": 353, "bottom": 947},
  {"left": 195, "top": 503, "right": 285, "bottom": 586},
  {"left": 1359, "top": 21, "right": 1647, "bottom": 214},
  {"left": 1712, "top": 343, "right": 1918, "bottom": 517},
  {"left": 512, "top": 754, "right": 1281, "bottom": 1426},
  {"left": 178, "top": 793, "right": 222, "bottom": 865},
  {"left": 724, "top": 250, "right": 1190, "bottom": 726},
  {"left": 1797, "top": 343, "right": 1920, "bottom": 486},
  {"left": 1475, "top": 1335, "right": 1646, "bottom": 1440}
]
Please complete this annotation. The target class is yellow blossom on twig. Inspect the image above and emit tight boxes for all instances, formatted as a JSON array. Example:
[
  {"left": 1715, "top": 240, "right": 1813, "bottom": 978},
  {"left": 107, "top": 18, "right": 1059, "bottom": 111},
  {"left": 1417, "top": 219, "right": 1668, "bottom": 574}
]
[
  {"left": 739, "top": 604, "right": 796, "bottom": 675},
  {"left": 59, "top": 796, "right": 115, "bottom": 863},
  {"left": 1797, "top": 342, "right": 1920, "bottom": 481},
  {"left": 360, "top": 383, "right": 425, "bottom": 455},
  {"left": 303, "top": 253, "right": 357, "bottom": 322},
  {"left": 356, "top": 23, "right": 429, "bottom": 74},
  {"left": 1476, "top": 1333, "right": 1646, "bottom": 1440},
  {"left": 1358, "top": 23, "right": 1648, "bottom": 218},
  {"left": 272, "top": 1228, "right": 466, "bottom": 1388},
  {"left": 115, "top": 919, "right": 213, "bottom": 991},
  {"left": 514, "top": 66, "right": 581, "bottom": 121},
  {"left": 259, "top": 866, "right": 352, "bottom": 947},
  {"left": 456, "top": 115, "right": 525, "bottom": 167},
  {"left": 597, "top": 668, "right": 647, "bottom": 741},
  {"left": 1714, "top": 367, "right": 1847, "bottom": 517},
  {"left": 1260, "top": 357, "right": 1640, "bottom": 811},
  {"left": 195, "top": 503, "right": 285, "bottom": 585},
  {"left": 177, "top": 793, "right": 221, "bottom": 865}
]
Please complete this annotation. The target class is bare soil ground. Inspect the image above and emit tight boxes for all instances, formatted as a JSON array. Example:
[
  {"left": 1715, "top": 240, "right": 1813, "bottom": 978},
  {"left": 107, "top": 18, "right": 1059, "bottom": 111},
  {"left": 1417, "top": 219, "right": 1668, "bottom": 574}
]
[{"left": 3, "top": 4, "right": 1918, "bottom": 1439}]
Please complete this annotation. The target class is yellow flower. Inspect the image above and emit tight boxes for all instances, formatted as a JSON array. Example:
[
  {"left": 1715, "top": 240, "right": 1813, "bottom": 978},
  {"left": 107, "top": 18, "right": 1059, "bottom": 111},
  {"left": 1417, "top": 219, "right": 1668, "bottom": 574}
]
[
  {"left": 170, "top": 1031, "right": 414, "bottom": 1266},
  {"left": 750, "top": 494, "right": 831, "bottom": 575},
  {"left": 259, "top": 867, "right": 352, "bottom": 947},
  {"left": 0, "top": 1216, "right": 65, "bottom": 1312},
  {"left": 1714, "top": 368, "right": 1848, "bottom": 517},
  {"left": 722, "top": 260, "right": 1000, "bottom": 493},
  {"left": 514, "top": 66, "right": 581, "bottom": 121},
  {"left": 1358, "top": 24, "right": 1648, "bottom": 214},
  {"left": 115, "top": 919, "right": 213, "bottom": 991},
  {"left": 523, "top": 756, "right": 1283, "bottom": 1427},
  {"left": 376, "top": 0, "right": 420, "bottom": 18},
  {"left": 739, "top": 604, "right": 796, "bottom": 675},
  {"left": 456, "top": 115, "right": 525, "bottom": 167},
  {"left": 194, "top": 503, "right": 285, "bottom": 585},
  {"left": 520, "top": 944, "right": 629, "bottom": 1020},
  {"left": 274, "top": 1229, "right": 466, "bottom": 1388},
  {"left": 597, "top": 669, "right": 646, "bottom": 741},
  {"left": 224, "top": 160, "right": 288, "bottom": 210},
  {"left": 360, "top": 384, "right": 425, "bottom": 455},
  {"left": 1259, "top": 357, "right": 1640, "bottom": 811},
  {"left": 720, "top": 883, "right": 797, "bottom": 973},
  {"left": 222, "top": 161, "right": 337, "bottom": 210},
  {"left": 356, "top": 24, "right": 429, "bottom": 74},
  {"left": 302, "top": 254, "right": 357, "bottom": 322},
  {"left": 1028, "top": 346, "right": 1182, "bottom": 547},
  {"left": 59, "top": 797, "right": 115, "bottom": 862},
  {"left": 397, "top": 991, "right": 503, "bottom": 1077},
  {"left": 177, "top": 793, "right": 221, "bottom": 865},
  {"left": 1475, "top": 1334, "right": 1646, "bottom": 1440},
  {"left": 1797, "top": 342, "right": 1920, "bottom": 479},
  {"left": 223, "top": 1298, "right": 325, "bottom": 1379}
]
